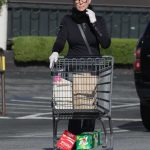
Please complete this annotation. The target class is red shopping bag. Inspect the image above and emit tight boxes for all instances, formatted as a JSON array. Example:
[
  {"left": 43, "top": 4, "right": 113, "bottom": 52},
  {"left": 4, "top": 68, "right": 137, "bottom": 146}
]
[{"left": 56, "top": 130, "right": 76, "bottom": 150}]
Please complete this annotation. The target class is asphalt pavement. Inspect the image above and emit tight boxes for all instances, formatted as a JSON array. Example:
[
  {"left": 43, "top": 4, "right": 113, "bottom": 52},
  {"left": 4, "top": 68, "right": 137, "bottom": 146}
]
[{"left": 0, "top": 52, "right": 150, "bottom": 150}]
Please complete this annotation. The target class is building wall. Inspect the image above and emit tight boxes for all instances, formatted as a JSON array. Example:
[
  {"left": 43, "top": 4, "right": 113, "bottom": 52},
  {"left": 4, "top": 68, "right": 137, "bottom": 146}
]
[
  {"left": 8, "top": 1, "right": 150, "bottom": 39},
  {"left": 8, "top": 0, "right": 150, "bottom": 6}
]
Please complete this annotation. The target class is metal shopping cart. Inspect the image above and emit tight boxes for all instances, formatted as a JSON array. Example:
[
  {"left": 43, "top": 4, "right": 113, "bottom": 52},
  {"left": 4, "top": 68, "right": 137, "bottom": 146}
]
[{"left": 50, "top": 56, "right": 114, "bottom": 150}]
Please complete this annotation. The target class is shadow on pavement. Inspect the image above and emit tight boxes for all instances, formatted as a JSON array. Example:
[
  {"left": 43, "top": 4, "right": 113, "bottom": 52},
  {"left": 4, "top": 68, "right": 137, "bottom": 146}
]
[{"left": 118, "top": 121, "right": 147, "bottom": 132}]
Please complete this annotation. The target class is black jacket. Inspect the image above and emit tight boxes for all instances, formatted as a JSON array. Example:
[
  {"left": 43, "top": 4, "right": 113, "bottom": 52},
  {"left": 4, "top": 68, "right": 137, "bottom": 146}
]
[{"left": 52, "top": 14, "right": 111, "bottom": 57}]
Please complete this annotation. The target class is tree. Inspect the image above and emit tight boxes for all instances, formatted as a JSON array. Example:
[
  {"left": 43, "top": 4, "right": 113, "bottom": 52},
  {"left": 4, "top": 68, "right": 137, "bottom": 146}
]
[{"left": 0, "top": 0, "right": 5, "bottom": 10}]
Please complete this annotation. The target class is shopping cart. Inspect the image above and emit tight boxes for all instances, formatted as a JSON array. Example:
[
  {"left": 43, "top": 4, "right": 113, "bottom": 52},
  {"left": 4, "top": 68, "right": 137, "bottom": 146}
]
[{"left": 50, "top": 56, "right": 114, "bottom": 150}]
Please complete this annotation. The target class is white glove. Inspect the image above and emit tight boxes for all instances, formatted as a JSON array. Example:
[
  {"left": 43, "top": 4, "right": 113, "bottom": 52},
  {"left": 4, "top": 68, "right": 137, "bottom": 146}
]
[
  {"left": 49, "top": 52, "right": 59, "bottom": 69},
  {"left": 86, "top": 9, "right": 97, "bottom": 23}
]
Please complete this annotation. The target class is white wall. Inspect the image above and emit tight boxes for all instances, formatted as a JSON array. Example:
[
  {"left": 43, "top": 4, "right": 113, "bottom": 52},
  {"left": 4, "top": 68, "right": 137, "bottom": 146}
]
[{"left": 0, "top": 3, "right": 8, "bottom": 51}]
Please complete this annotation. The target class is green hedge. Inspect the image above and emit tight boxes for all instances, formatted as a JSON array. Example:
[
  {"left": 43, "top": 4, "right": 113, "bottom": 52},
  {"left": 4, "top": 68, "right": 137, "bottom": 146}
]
[
  {"left": 13, "top": 36, "right": 138, "bottom": 64},
  {"left": 101, "top": 38, "right": 137, "bottom": 64},
  {"left": 13, "top": 36, "right": 55, "bottom": 62}
]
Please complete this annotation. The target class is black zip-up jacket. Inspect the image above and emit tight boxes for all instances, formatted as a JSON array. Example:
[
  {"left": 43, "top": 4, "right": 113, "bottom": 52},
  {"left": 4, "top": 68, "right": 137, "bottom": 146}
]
[{"left": 52, "top": 14, "right": 111, "bottom": 57}]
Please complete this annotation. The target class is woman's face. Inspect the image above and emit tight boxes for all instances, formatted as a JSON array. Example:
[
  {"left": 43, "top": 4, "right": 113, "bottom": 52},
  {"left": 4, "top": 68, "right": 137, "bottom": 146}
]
[{"left": 74, "top": 0, "right": 91, "bottom": 11}]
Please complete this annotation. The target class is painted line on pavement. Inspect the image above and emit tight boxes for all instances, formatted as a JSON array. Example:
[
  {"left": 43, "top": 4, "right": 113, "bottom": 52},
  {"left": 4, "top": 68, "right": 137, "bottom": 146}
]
[
  {"left": 11, "top": 97, "right": 139, "bottom": 101},
  {"left": 10, "top": 99, "right": 50, "bottom": 104},
  {"left": 34, "top": 96, "right": 139, "bottom": 101},
  {"left": 7, "top": 111, "right": 50, "bottom": 114},
  {"left": 6, "top": 103, "right": 51, "bottom": 108},
  {"left": 112, "top": 97, "right": 139, "bottom": 100},
  {"left": 10, "top": 96, "right": 139, "bottom": 102},
  {"left": 0, "top": 128, "right": 130, "bottom": 139},
  {"left": 0, "top": 115, "right": 142, "bottom": 122},
  {"left": 33, "top": 96, "right": 51, "bottom": 100},
  {"left": 0, "top": 135, "right": 51, "bottom": 138},
  {"left": 112, "top": 118, "right": 141, "bottom": 121},
  {"left": 0, "top": 116, "right": 11, "bottom": 119},
  {"left": 8, "top": 107, "right": 51, "bottom": 111},
  {"left": 112, "top": 127, "right": 129, "bottom": 133},
  {"left": 112, "top": 103, "right": 140, "bottom": 109},
  {"left": 16, "top": 112, "right": 52, "bottom": 119},
  {"left": 17, "top": 117, "right": 51, "bottom": 120}
]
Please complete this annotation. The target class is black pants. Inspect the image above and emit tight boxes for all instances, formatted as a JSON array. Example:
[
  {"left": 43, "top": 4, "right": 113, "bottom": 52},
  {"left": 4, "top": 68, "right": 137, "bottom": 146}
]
[{"left": 68, "top": 119, "right": 95, "bottom": 135}]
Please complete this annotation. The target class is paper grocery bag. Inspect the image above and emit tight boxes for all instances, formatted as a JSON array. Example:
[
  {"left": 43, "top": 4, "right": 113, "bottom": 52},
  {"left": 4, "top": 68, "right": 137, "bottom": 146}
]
[{"left": 73, "top": 73, "right": 98, "bottom": 109}]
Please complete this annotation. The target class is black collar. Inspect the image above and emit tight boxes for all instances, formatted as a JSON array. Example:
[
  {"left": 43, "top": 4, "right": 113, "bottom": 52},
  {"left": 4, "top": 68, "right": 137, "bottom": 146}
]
[{"left": 71, "top": 5, "right": 93, "bottom": 24}]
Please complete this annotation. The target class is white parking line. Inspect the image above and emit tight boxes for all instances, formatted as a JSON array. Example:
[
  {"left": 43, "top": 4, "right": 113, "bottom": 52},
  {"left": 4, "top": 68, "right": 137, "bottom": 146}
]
[
  {"left": 112, "top": 118, "right": 141, "bottom": 122},
  {"left": 6, "top": 103, "right": 51, "bottom": 108},
  {"left": 112, "top": 103, "right": 140, "bottom": 109},
  {"left": 10, "top": 99, "right": 50, "bottom": 104},
  {"left": 0, "top": 115, "right": 142, "bottom": 122},
  {"left": 8, "top": 106, "right": 50, "bottom": 111},
  {"left": 7, "top": 111, "right": 44, "bottom": 114},
  {"left": 17, "top": 117, "right": 51, "bottom": 120},
  {"left": 0, "top": 128, "right": 130, "bottom": 138},
  {"left": 33, "top": 96, "right": 139, "bottom": 100},
  {"left": 16, "top": 112, "right": 52, "bottom": 119},
  {"left": 112, "top": 97, "right": 139, "bottom": 100},
  {"left": 33, "top": 96, "right": 51, "bottom": 100},
  {"left": 112, "top": 127, "right": 129, "bottom": 133},
  {"left": 0, "top": 116, "right": 11, "bottom": 119},
  {"left": 0, "top": 135, "right": 51, "bottom": 138}
]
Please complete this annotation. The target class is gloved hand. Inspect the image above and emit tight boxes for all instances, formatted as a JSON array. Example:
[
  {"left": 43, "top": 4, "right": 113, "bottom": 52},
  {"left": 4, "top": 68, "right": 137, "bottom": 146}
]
[
  {"left": 86, "top": 9, "right": 97, "bottom": 23},
  {"left": 49, "top": 52, "right": 59, "bottom": 69}
]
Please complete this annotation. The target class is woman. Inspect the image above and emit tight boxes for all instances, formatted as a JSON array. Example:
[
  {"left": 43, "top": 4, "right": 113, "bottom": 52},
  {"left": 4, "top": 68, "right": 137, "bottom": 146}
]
[{"left": 49, "top": 0, "right": 111, "bottom": 135}]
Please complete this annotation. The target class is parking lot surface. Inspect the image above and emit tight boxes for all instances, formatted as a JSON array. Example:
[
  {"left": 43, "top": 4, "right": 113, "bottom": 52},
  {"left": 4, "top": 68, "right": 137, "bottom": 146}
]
[{"left": 0, "top": 65, "right": 149, "bottom": 150}]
